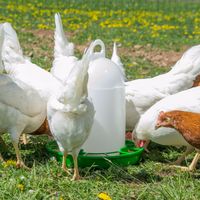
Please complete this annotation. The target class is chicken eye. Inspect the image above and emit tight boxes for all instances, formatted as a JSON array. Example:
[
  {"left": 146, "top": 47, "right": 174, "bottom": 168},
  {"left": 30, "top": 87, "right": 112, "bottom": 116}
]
[{"left": 165, "top": 117, "right": 171, "bottom": 122}]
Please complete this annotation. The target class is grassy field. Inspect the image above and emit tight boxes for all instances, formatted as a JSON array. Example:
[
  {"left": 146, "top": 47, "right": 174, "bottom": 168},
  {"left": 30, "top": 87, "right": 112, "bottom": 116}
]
[{"left": 0, "top": 0, "right": 200, "bottom": 199}]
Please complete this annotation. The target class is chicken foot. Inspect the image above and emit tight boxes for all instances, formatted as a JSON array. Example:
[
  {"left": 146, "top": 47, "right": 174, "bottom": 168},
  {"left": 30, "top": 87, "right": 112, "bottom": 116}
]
[
  {"left": 175, "top": 151, "right": 200, "bottom": 171},
  {"left": 72, "top": 153, "right": 80, "bottom": 181},
  {"left": 62, "top": 151, "right": 71, "bottom": 175},
  {"left": 12, "top": 141, "right": 29, "bottom": 170},
  {"left": 170, "top": 146, "right": 194, "bottom": 166},
  {"left": 184, "top": 152, "right": 200, "bottom": 171}
]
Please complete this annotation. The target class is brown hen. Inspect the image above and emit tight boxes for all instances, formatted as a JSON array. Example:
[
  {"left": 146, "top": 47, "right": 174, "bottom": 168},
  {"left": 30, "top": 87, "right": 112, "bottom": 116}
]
[{"left": 155, "top": 110, "right": 200, "bottom": 171}]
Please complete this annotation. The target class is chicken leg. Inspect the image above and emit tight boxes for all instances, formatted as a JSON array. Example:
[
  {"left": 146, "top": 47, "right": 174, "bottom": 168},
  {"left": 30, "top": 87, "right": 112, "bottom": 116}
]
[
  {"left": 171, "top": 149, "right": 200, "bottom": 171},
  {"left": 62, "top": 151, "right": 71, "bottom": 175},
  {"left": 170, "top": 146, "right": 194, "bottom": 166},
  {"left": 187, "top": 152, "right": 200, "bottom": 171},
  {"left": 175, "top": 151, "right": 200, "bottom": 171},
  {"left": 22, "top": 134, "right": 28, "bottom": 145},
  {"left": 12, "top": 141, "right": 29, "bottom": 169},
  {"left": 72, "top": 152, "right": 80, "bottom": 181}
]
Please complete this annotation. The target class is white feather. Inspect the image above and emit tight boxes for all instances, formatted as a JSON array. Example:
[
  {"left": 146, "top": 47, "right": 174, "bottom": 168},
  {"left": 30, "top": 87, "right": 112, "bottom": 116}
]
[
  {"left": 54, "top": 13, "right": 74, "bottom": 57},
  {"left": 126, "top": 45, "right": 200, "bottom": 130},
  {"left": 2, "top": 22, "right": 62, "bottom": 102},
  {"left": 135, "top": 86, "right": 200, "bottom": 146},
  {"left": 2, "top": 23, "right": 25, "bottom": 65},
  {"left": 111, "top": 42, "right": 126, "bottom": 80},
  {"left": 51, "top": 13, "right": 78, "bottom": 83},
  {"left": 0, "top": 74, "right": 46, "bottom": 134}
]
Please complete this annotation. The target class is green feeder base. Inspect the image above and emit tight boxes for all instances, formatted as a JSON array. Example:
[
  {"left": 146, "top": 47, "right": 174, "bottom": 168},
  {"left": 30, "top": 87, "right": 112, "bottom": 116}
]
[{"left": 46, "top": 140, "right": 144, "bottom": 169}]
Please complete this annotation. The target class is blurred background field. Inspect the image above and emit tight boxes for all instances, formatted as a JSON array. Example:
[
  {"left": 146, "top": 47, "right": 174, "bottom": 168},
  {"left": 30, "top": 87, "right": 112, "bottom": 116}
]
[
  {"left": 1, "top": 0, "right": 200, "bottom": 79},
  {"left": 1, "top": 1, "right": 200, "bottom": 200},
  {"left": 1, "top": 0, "right": 200, "bottom": 48}
]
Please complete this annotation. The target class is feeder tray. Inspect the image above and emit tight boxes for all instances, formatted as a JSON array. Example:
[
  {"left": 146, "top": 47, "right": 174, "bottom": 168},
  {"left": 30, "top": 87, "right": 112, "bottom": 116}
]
[{"left": 46, "top": 140, "right": 144, "bottom": 169}]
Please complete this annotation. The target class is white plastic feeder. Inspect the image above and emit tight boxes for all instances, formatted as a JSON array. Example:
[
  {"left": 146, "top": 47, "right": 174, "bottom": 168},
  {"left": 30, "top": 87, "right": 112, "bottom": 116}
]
[{"left": 82, "top": 39, "right": 125, "bottom": 153}]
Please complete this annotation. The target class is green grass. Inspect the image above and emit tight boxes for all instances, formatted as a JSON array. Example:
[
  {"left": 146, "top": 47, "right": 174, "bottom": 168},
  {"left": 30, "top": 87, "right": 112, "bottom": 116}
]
[
  {"left": 0, "top": 0, "right": 200, "bottom": 199},
  {"left": 1, "top": 137, "right": 200, "bottom": 200},
  {"left": 1, "top": 0, "right": 200, "bottom": 49}
]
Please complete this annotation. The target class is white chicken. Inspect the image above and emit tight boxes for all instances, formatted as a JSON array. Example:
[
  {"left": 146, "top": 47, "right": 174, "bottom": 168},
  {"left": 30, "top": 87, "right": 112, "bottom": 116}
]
[
  {"left": 135, "top": 86, "right": 200, "bottom": 165},
  {"left": 0, "top": 25, "right": 46, "bottom": 167},
  {"left": 51, "top": 13, "right": 78, "bottom": 83},
  {"left": 47, "top": 43, "right": 95, "bottom": 180},
  {"left": 2, "top": 23, "right": 62, "bottom": 143},
  {"left": 111, "top": 42, "right": 126, "bottom": 81},
  {"left": 2, "top": 22, "right": 62, "bottom": 102},
  {"left": 126, "top": 44, "right": 200, "bottom": 131}
]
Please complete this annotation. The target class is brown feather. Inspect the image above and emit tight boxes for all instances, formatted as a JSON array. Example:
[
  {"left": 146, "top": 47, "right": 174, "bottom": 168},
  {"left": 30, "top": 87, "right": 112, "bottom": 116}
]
[
  {"left": 161, "top": 110, "right": 200, "bottom": 149},
  {"left": 29, "top": 118, "right": 52, "bottom": 136},
  {"left": 192, "top": 74, "right": 200, "bottom": 87}
]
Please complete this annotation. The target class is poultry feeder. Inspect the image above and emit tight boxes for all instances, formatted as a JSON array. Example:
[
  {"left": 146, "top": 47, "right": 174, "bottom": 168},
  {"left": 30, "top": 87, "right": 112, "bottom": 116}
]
[
  {"left": 46, "top": 140, "right": 144, "bottom": 169},
  {"left": 82, "top": 39, "right": 125, "bottom": 153},
  {"left": 46, "top": 39, "right": 144, "bottom": 168}
]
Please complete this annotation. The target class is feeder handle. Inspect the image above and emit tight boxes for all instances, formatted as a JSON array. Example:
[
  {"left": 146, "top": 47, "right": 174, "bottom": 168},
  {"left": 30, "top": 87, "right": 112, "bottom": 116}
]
[{"left": 87, "top": 39, "right": 106, "bottom": 59}]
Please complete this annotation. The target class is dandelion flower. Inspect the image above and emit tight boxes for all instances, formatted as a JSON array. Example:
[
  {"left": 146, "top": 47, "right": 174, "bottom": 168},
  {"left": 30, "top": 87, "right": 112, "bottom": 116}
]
[
  {"left": 98, "top": 192, "right": 112, "bottom": 200},
  {"left": 17, "top": 184, "right": 24, "bottom": 191}
]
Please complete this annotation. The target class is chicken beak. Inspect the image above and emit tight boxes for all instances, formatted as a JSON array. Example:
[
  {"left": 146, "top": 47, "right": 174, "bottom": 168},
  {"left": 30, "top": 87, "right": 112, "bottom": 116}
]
[
  {"left": 136, "top": 140, "right": 146, "bottom": 148},
  {"left": 155, "top": 123, "right": 161, "bottom": 130}
]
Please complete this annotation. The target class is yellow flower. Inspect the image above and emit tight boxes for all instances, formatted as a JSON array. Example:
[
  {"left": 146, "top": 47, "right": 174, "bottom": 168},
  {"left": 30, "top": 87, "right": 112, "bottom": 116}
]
[
  {"left": 132, "top": 28, "right": 137, "bottom": 33},
  {"left": 37, "top": 24, "right": 50, "bottom": 30},
  {"left": 98, "top": 192, "right": 112, "bottom": 200},
  {"left": 17, "top": 184, "right": 24, "bottom": 191},
  {"left": 3, "top": 160, "right": 17, "bottom": 168}
]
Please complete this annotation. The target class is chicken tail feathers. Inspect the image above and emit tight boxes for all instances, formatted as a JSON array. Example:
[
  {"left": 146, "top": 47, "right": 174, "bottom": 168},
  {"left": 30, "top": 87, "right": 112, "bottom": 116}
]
[
  {"left": 54, "top": 13, "right": 74, "bottom": 58},
  {"left": 62, "top": 40, "right": 98, "bottom": 106},
  {"left": 2, "top": 23, "right": 25, "bottom": 65},
  {"left": 170, "top": 45, "right": 200, "bottom": 77},
  {"left": 111, "top": 42, "right": 126, "bottom": 81}
]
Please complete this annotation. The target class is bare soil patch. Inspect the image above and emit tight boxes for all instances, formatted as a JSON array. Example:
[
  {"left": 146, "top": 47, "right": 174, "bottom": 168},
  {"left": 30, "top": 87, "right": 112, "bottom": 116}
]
[
  {"left": 119, "top": 45, "right": 189, "bottom": 67},
  {"left": 26, "top": 30, "right": 189, "bottom": 68}
]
